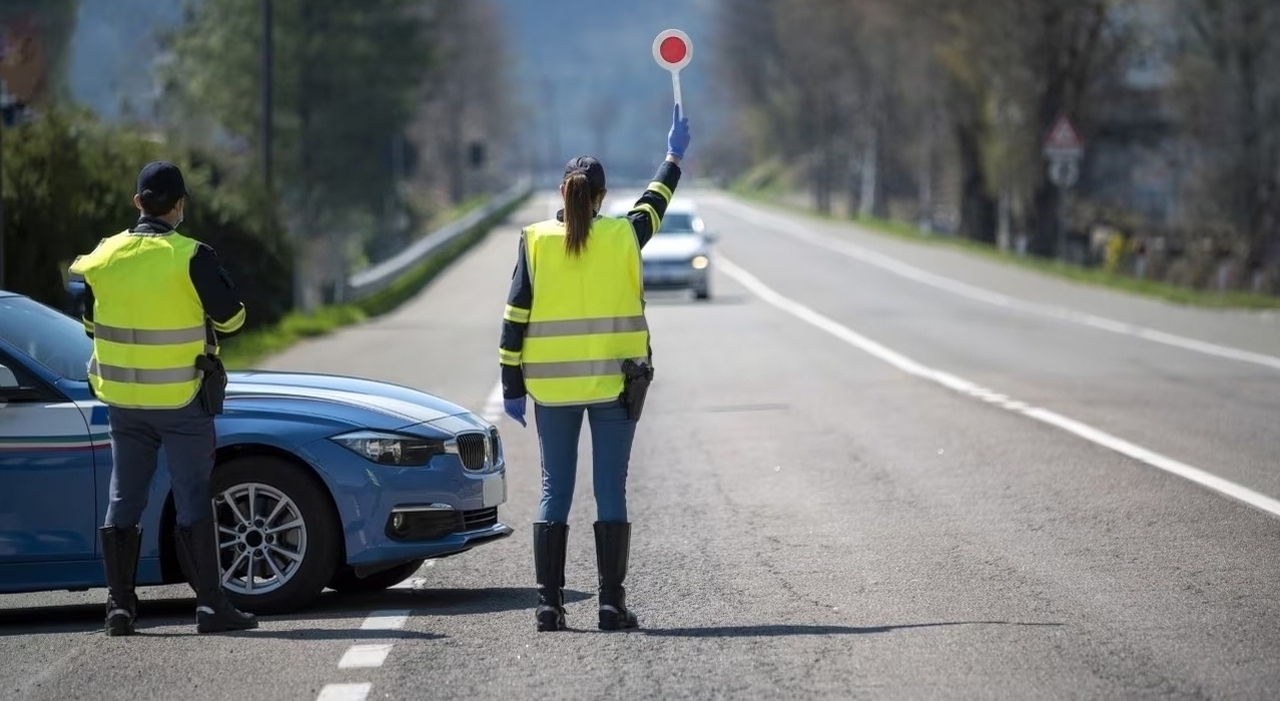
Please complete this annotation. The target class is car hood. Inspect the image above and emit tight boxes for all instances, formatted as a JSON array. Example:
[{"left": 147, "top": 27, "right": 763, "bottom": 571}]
[
  {"left": 642, "top": 234, "right": 707, "bottom": 261},
  {"left": 226, "top": 371, "right": 482, "bottom": 432}
]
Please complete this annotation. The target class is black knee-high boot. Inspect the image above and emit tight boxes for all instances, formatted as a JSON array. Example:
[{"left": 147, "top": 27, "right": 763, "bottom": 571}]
[
  {"left": 99, "top": 525, "right": 142, "bottom": 636},
  {"left": 594, "top": 521, "right": 638, "bottom": 630},
  {"left": 533, "top": 522, "right": 569, "bottom": 632},
  {"left": 174, "top": 518, "right": 258, "bottom": 634}
]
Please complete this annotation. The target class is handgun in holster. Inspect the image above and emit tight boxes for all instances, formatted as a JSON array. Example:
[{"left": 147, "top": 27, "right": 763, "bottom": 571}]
[
  {"left": 195, "top": 353, "right": 228, "bottom": 415},
  {"left": 619, "top": 359, "right": 654, "bottom": 421}
]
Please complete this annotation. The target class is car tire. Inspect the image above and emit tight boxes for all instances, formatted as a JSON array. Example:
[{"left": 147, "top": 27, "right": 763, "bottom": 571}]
[
  {"left": 328, "top": 559, "right": 425, "bottom": 594},
  {"left": 209, "top": 456, "right": 342, "bottom": 616},
  {"left": 694, "top": 286, "right": 711, "bottom": 301}
]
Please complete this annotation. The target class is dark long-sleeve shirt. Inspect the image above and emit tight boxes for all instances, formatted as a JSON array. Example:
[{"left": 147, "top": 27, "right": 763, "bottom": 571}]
[
  {"left": 499, "top": 159, "right": 681, "bottom": 399},
  {"left": 71, "top": 215, "right": 247, "bottom": 345}
]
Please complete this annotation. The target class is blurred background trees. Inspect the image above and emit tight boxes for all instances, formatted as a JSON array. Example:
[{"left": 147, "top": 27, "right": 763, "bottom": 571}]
[
  {"left": 712, "top": 0, "right": 1280, "bottom": 295},
  {"left": 3, "top": 0, "right": 1277, "bottom": 307},
  {"left": 1, "top": 0, "right": 516, "bottom": 314}
]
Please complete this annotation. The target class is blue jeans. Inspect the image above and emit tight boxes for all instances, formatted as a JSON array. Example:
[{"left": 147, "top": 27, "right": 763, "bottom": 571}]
[
  {"left": 104, "top": 399, "right": 217, "bottom": 529},
  {"left": 534, "top": 399, "right": 637, "bottom": 523}
]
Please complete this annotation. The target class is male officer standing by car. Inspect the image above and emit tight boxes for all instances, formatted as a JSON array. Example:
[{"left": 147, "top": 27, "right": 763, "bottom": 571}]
[{"left": 68, "top": 161, "right": 258, "bottom": 636}]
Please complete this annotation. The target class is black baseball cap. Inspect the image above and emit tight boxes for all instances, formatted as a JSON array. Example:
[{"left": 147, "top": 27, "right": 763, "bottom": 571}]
[
  {"left": 564, "top": 156, "right": 606, "bottom": 191},
  {"left": 136, "top": 161, "right": 189, "bottom": 204}
]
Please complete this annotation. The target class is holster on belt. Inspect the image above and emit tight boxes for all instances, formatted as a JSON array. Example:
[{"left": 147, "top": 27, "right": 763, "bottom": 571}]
[
  {"left": 195, "top": 354, "right": 228, "bottom": 415},
  {"left": 618, "top": 359, "right": 654, "bottom": 422}
]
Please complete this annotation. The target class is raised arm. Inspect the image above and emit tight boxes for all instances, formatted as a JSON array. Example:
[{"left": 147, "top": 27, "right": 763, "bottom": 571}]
[
  {"left": 626, "top": 158, "right": 682, "bottom": 249},
  {"left": 627, "top": 105, "right": 691, "bottom": 248}
]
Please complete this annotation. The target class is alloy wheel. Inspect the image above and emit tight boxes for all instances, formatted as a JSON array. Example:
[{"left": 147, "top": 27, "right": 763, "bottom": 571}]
[{"left": 214, "top": 482, "right": 308, "bottom": 596}]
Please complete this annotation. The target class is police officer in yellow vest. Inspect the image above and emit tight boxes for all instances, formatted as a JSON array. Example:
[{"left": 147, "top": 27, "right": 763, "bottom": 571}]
[
  {"left": 499, "top": 105, "right": 691, "bottom": 632},
  {"left": 68, "top": 162, "right": 257, "bottom": 636}
]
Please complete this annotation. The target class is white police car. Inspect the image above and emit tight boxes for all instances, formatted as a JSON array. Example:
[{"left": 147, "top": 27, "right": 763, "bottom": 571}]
[{"left": 611, "top": 197, "right": 716, "bottom": 301}]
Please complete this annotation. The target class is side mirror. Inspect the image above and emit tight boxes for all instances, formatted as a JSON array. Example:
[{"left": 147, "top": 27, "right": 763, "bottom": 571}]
[
  {"left": 0, "top": 386, "right": 48, "bottom": 403},
  {"left": 702, "top": 231, "right": 719, "bottom": 244},
  {"left": 0, "top": 363, "right": 47, "bottom": 403}
]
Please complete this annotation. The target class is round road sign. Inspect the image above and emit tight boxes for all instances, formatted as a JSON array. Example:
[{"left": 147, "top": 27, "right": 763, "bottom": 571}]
[{"left": 653, "top": 29, "right": 692, "bottom": 72}]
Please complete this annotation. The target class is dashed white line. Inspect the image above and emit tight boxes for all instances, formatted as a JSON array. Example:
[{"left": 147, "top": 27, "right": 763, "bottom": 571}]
[
  {"left": 338, "top": 644, "right": 394, "bottom": 669},
  {"left": 318, "top": 609, "right": 415, "bottom": 700},
  {"left": 717, "top": 256, "right": 1280, "bottom": 519},
  {"left": 481, "top": 378, "right": 505, "bottom": 423},
  {"left": 316, "top": 683, "right": 372, "bottom": 701},
  {"left": 360, "top": 610, "right": 411, "bottom": 631},
  {"left": 713, "top": 195, "right": 1280, "bottom": 373}
]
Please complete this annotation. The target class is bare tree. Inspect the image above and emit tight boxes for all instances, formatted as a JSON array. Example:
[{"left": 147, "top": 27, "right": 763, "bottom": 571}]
[
  {"left": 1175, "top": 0, "right": 1280, "bottom": 287},
  {"left": 411, "top": 0, "right": 515, "bottom": 206}
]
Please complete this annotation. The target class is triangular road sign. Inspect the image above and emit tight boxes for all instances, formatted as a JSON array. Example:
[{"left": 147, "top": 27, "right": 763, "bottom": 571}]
[{"left": 1044, "top": 115, "right": 1083, "bottom": 153}]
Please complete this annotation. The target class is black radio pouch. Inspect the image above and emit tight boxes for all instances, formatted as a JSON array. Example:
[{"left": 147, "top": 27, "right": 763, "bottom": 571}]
[
  {"left": 619, "top": 359, "right": 654, "bottom": 422},
  {"left": 195, "top": 354, "right": 228, "bottom": 415}
]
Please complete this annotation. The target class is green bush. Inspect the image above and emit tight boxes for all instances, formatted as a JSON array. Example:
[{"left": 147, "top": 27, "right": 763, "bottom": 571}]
[{"left": 1, "top": 107, "right": 292, "bottom": 326}]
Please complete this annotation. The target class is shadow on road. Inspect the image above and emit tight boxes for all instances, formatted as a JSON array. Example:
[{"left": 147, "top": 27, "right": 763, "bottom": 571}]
[
  {"left": 640, "top": 621, "right": 1065, "bottom": 638},
  {"left": 0, "top": 586, "right": 591, "bottom": 637}
]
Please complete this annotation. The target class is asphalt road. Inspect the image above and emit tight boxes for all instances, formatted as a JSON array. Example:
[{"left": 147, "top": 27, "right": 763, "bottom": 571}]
[{"left": 4, "top": 191, "right": 1280, "bottom": 700}]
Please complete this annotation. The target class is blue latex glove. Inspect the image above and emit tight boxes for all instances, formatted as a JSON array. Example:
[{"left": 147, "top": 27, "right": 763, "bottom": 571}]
[
  {"left": 504, "top": 396, "right": 527, "bottom": 427},
  {"left": 667, "top": 104, "right": 691, "bottom": 159}
]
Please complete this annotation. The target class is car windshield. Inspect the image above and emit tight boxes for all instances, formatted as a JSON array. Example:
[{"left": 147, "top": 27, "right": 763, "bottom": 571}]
[
  {"left": 660, "top": 213, "right": 697, "bottom": 234},
  {"left": 0, "top": 296, "right": 94, "bottom": 381}
]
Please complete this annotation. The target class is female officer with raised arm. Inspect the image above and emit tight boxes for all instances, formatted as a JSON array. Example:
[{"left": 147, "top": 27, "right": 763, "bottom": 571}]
[{"left": 497, "top": 105, "right": 691, "bottom": 632}]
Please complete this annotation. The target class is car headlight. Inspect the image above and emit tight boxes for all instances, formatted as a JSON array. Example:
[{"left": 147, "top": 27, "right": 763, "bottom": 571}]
[
  {"left": 691, "top": 255, "right": 709, "bottom": 270},
  {"left": 330, "top": 430, "right": 446, "bottom": 467}
]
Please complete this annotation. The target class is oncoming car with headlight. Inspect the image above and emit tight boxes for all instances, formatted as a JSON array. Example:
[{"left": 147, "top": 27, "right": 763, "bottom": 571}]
[
  {"left": 609, "top": 196, "right": 716, "bottom": 300},
  {"left": 0, "top": 290, "right": 511, "bottom": 614}
]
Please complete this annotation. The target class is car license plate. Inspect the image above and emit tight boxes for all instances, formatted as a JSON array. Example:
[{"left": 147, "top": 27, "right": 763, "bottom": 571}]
[{"left": 482, "top": 473, "right": 506, "bottom": 508}]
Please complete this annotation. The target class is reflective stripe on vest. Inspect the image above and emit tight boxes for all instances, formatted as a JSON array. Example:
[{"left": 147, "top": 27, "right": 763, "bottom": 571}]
[
  {"left": 69, "top": 230, "right": 211, "bottom": 409},
  {"left": 521, "top": 217, "right": 649, "bottom": 406},
  {"left": 88, "top": 359, "right": 201, "bottom": 384},
  {"left": 525, "top": 315, "right": 649, "bottom": 338},
  {"left": 92, "top": 323, "right": 207, "bottom": 345}
]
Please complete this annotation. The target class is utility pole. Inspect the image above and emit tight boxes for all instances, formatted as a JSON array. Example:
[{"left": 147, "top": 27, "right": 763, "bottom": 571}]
[
  {"left": 0, "top": 79, "right": 10, "bottom": 291},
  {"left": 261, "top": 0, "right": 273, "bottom": 198}
]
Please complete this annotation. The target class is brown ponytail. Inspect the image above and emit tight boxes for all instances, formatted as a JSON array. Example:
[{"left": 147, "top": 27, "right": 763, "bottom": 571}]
[{"left": 562, "top": 172, "right": 594, "bottom": 257}]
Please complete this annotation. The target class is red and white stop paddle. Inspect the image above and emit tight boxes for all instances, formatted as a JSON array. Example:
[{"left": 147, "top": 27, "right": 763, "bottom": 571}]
[{"left": 653, "top": 29, "right": 693, "bottom": 112}]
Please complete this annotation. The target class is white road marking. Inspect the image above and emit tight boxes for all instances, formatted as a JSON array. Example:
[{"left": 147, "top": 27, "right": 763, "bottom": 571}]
[
  {"left": 360, "top": 610, "right": 411, "bottom": 630},
  {"left": 717, "top": 256, "right": 1280, "bottom": 519},
  {"left": 316, "top": 684, "right": 372, "bottom": 701},
  {"left": 338, "top": 644, "right": 394, "bottom": 669},
  {"left": 389, "top": 560, "right": 436, "bottom": 589},
  {"left": 481, "top": 378, "right": 505, "bottom": 423},
  {"left": 713, "top": 195, "right": 1280, "bottom": 373}
]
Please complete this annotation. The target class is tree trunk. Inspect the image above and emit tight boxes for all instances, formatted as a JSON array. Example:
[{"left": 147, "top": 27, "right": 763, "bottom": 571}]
[{"left": 954, "top": 119, "right": 997, "bottom": 243}]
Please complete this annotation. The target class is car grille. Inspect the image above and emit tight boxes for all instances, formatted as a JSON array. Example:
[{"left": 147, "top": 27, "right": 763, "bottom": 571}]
[
  {"left": 461, "top": 507, "right": 499, "bottom": 531},
  {"left": 488, "top": 427, "right": 501, "bottom": 465},
  {"left": 456, "top": 432, "right": 487, "bottom": 471},
  {"left": 386, "top": 507, "right": 500, "bottom": 542}
]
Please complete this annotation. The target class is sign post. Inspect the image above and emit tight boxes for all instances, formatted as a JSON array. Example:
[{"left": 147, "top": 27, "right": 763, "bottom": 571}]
[
  {"left": 1043, "top": 114, "right": 1084, "bottom": 260},
  {"left": 653, "top": 29, "right": 692, "bottom": 113}
]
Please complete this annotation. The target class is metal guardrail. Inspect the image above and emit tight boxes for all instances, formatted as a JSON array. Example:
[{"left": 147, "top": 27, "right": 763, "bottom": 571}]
[{"left": 344, "top": 176, "right": 534, "bottom": 301}]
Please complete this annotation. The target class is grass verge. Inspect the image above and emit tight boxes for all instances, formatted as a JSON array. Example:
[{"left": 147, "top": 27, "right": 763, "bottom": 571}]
[
  {"left": 219, "top": 191, "right": 530, "bottom": 369},
  {"left": 730, "top": 185, "right": 1280, "bottom": 310}
]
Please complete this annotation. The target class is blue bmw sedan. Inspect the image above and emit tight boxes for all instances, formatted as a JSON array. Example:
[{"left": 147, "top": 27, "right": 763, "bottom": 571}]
[{"left": 0, "top": 290, "right": 512, "bottom": 614}]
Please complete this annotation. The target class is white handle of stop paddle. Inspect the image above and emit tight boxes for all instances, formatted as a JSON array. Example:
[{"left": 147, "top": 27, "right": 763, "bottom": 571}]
[{"left": 671, "top": 71, "right": 684, "bottom": 112}]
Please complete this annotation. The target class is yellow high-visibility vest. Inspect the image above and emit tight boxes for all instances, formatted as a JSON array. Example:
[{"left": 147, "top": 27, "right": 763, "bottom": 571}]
[
  {"left": 522, "top": 216, "right": 650, "bottom": 406},
  {"left": 69, "top": 230, "right": 213, "bottom": 409}
]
